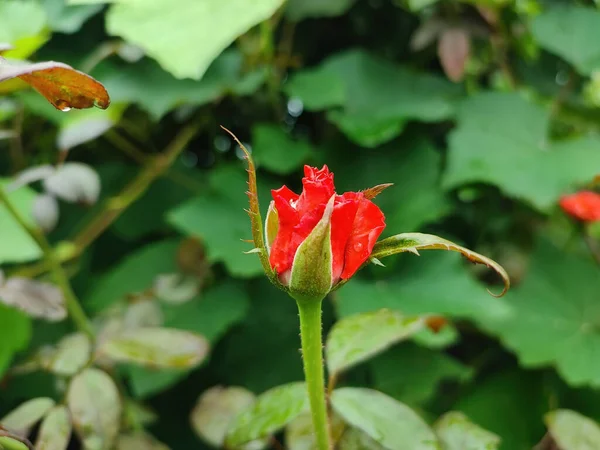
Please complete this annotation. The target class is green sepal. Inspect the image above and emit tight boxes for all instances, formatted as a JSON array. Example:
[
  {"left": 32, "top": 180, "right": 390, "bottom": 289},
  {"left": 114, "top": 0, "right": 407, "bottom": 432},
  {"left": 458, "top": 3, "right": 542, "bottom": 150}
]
[{"left": 289, "top": 195, "right": 335, "bottom": 304}]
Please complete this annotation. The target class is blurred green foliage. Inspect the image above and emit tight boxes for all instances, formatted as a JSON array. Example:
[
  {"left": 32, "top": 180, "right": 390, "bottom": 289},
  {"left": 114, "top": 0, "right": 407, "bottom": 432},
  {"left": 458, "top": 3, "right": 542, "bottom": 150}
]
[{"left": 2, "top": 0, "right": 600, "bottom": 449}]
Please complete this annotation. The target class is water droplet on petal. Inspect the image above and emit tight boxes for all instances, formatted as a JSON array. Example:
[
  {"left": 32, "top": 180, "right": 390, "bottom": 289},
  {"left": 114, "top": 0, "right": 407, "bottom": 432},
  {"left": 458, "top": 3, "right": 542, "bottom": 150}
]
[{"left": 353, "top": 242, "right": 364, "bottom": 252}]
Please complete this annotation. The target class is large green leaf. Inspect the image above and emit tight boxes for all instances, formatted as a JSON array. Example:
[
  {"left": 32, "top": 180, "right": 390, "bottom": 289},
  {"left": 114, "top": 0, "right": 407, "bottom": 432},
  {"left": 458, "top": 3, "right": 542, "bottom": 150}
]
[
  {"left": 434, "top": 411, "right": 500, "bottom": 450},
  {"left": 284, "top": 49, "right": 458, "bottom": 146},
  {"left": 85, "top": 239, "right": 181, "bottom": 312},
  {"left": 531, "top": 5, "right": 600, "bottom": 75},
  {"left": 335, "top": 251, "right": 511, "bottom": 325},
  {"left": 0, "top": 304, "right": 32, "bottom": 379},
  {"left": 125, "top": 283, "right": 250, "bottom": 398},
  {"left": 285, "top": 0, "right": 356, "bottom": 21},
  {"left": 105, "top": 0, "right": 284, "bottom": 80},
  {"left": 167, "top": 164, "right": 273, "bottom": 278},
  {"left": 544, "top": 409, "right": 600, "bottom": 450},
  {"left": 251, "top": 124, "right": 314, "bottom": 175},
  {"left": 67, "top": 368, "right": 121, "bottom": 450},
  {"left": 96, "top": 50, "right": 266, "bottom": 120},
  {"left": 370, "top": 344, "right": 473, "bottom": 406},
  {"left": 0, "top": 0, "right": 48, "bottom": 59},
  {"left": 331, "top": 139, "right": 451, "bottom": 235},
  {"left": 482, "top": 240, "right": 600, "bottom": 387},
  {"left": 225, "top": 382, "right": 309, "bottom": 447},
  {"left": 0, "top": 179, "right": 42, "bottom": 264},
  {"left": 443, "top": 92, "right": 600, "bottom": 211},
  {"left": 455, "top": 370, "right": 547, "bottom": 450},
  {"left": 331, "top": 388, "right": 439, "bottom": 449},
  {"left": 325, "top": 309, "right": 425, "bottom": 377}
]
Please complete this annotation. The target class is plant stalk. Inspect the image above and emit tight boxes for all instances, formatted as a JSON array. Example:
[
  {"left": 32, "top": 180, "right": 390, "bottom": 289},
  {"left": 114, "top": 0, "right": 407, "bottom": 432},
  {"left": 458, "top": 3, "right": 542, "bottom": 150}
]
[
  {"left": 297, "top": 299, "right": 332, "bottom": 450},
  {"left": 0, "top": 187, "right": 94, "bottom": 339}
]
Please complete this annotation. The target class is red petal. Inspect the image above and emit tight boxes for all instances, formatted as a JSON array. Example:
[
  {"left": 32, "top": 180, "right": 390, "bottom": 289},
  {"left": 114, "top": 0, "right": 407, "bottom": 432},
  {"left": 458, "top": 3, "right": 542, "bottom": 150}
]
[
  {"left": 269, "top": 187, "right": 300, "bottom": 273},
  {"left": 296, "top": 165, "right": 335, "bottom": 215},
  {"left": 560, "top": 191, "right": 600, "bottom": 222},
  {"left": 341, "top": 196, "right": 386, "bottom": 280},
  {"left": 330, "top": 193, "right": 360, "bottom": 282}
]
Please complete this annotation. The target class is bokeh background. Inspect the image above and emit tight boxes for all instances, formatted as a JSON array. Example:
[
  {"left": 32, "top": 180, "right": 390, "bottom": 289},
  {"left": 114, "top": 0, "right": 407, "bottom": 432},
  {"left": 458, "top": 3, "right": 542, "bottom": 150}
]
[{"left": 2, "top": 0, "right": 600, "bottom": 449}]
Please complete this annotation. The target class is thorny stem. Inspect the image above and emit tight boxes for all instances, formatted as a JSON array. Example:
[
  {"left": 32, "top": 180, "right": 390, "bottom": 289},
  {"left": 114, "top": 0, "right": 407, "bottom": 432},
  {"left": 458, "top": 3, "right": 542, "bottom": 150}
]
[
  {"left": 12, "top": 121, "right": 202, "bottom": 279},
  {"left": 0, "top": 187, "right": 94, "bottom": 339},
  {"left": 297, "top": 299, "right": 332, "bottom": 450}
]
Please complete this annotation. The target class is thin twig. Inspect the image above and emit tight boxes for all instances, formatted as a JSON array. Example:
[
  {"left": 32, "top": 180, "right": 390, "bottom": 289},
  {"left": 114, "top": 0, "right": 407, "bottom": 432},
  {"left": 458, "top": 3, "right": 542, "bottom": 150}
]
[{"left": 0, "top": 187, "right": 94, "bottom": 338}]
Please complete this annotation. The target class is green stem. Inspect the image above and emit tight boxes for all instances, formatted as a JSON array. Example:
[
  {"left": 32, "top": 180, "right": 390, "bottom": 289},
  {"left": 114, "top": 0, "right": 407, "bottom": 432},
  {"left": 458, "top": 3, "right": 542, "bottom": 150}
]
[
  {"left": 297, "top": 299, "right": 332, "bottom": 450},
  {"left": 0, "top": 187, "right": 94, "bottom": 339}
]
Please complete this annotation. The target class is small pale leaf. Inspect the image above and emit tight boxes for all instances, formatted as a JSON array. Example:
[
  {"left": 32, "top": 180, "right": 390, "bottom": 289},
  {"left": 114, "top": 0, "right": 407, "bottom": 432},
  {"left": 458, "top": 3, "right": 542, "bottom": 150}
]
[
  {"left": 0, "top": 57, "right": 109, "bottom": 110},
  {"left": 96, "top": 327, "right": 209, "bottom": 369},
  {"left": 67, "top": 368, "right": 121, "bottom": 450},
  {"left": 371, "top": 232, "right": 509, "bottom": 297},
  {"left": 437, "top": 28, "right": 470, "bottom": 82},
  {"left": 154, "top": 273, "right": 200, "bottom": 304},
  {"left": 0, "top": 277, "right": 66, "bottom": 321},
  {"left": 326, "top": 309, "right": 425, "bottom": 376},
  {"left": 331, "top": 388, "right": 438, "bottom": 450},
  {"left": 434, "top": 411, "right": 500, "bottom": 450},
  {"left": 191, "top": 386, "right": 266, "bottom": 448},
  {"left": 35, "top": 405, "right": 72, "bottom": 450},
  {"left": 338, "top": 427, "right": 386, "bottom": 450},
  {"left": 1, "top": 398, "right": 55, "bottom": 436},
  {"left": 285, "top": 413, "right": 346, "bottom": 450},
  {"left": 225, "top": 382, "right": 309, "bottom": 447},
  {"left": 545, "top": 409, "right": 600, "bottom": 450},
  {"left": 46, "top": 333, "right": 91, "bottom": 376},
  {"left": 32, "top": 194, "right": 59, "bottom": 233},
  {"left": 115, "top": 432, "right": 170, "bottom": 450},
  {"left": 43, "top": 163, "right": 101, "bottom": 205}
]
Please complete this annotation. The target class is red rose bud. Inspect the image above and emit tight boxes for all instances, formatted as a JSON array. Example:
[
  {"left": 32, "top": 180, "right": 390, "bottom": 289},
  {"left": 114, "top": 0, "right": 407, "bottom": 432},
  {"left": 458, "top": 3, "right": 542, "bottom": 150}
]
[
  {"left": 559, "top": 191, "right": 600, "bottom": 222},
  {"left": 266, "top": 165, "right": 386, "bottom": 299}
]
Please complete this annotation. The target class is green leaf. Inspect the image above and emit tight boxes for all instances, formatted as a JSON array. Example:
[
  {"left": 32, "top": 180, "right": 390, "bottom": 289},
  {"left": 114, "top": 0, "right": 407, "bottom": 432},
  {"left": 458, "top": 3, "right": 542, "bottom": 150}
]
[
  {"left": 443, "top": 92, "right": 600, "bottom": 211},
  {"left": 225, "top": 382, "right": 309, "bottom": 447},
  {"left": 332, "top": 139, "right": 450, "bottom": 234},
  {"left": 454, "top": 370, "right": 547, "bottom": 450},
  {"left": 85, "top": 239, "right": 181, "bottom": 312},
  {"left": 337, "top": 427, "right": 386, "bottom": 450},
  {"left": 0, "top": 304, "right": 31, "bottom": 380},
  {"left": 114, "top": 432, "right": 170, "bottom": 450},
  {"left": 167, "top": 165, "right": 268, "bottom": 278},
  {"left": 42, "top": 0, "right": 103, "bottom": 34},
  {"left": 191, "top": 386, "right": 265, "bottom": 448},
  {"left": 284, "top": 49, "right": 457, "bottom": 146},
  {"left": 482, "top": 240, "right": 600, "bottom": 387},
  {"left": 125, "top": 283, "right": 249, "bottom": 398},
  {"left": 44, "top": 333, "right": 91, "bottom": 376},
  {"left": 285, "top": 0, "right": 356, "bottom": 21},
  {"left": 105, "top": 0, "right": 284, "bottom": 80},
  {"left": 434, "top": 411, "right": 501, "bottom": 450},
  {"left": 97, "top": 50, "right": 266, "bottom": 120},
  {"left": 1, "top": 398, "right": 55, "bottom": 436},
  {"left": 545, "top": 409, "right": 600, "bottom": 450},
  {"left": 285, "top": 413, "right": 346, "bottom": 450},
  {"left": 336, "top": 251, "right": 511, "bottom": 325},
  {"left": 34, "top": 405, "right": 72, "bottom": 450},
  {"left": 0, "top": 0, "right": 49, "bottom": 59},
  {"left": 531, "top": 5, "right": 600, "bottom": 75},
  {"left": 0, "top": 179, "right": 42, "bottom": 264},
  {"left": 251, "top": 124, "right": 314, "bottom": 175},
  {"left": 214, "top": 279, "right": 304, "bottom": 393},
  {"left": 371, "top": 232, "right": 510, "bottom": 297},
  {"left": 370, "top": 344, "right": 473, "bottom": 406},
  {"left": 67, "top": 368, "right": 121, "bottom": 450},
  {"left": 96, "top": 327, "right": 209, "bottom": 369},
  {"left": 325, "top": 309, "right": 425, "bottom": 377},
  {"left": 0, "top": 436, "right": 31, "bottom": 450},
  {"left": 56, "top": 103, "right": 125, "bottom": 151},
  {"left": 331, "top": 388, "right": 439, "bottom": 449}
]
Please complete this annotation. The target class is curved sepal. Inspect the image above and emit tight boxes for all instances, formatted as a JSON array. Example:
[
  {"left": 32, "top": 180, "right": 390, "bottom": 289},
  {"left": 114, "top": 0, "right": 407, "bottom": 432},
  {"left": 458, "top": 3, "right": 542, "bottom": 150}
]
[
  {"left": 221, "top": 126, "right": 281, "bottom": 288},
  {"left": 370, "top": 232, "right": 510, "bottom": 297}
]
